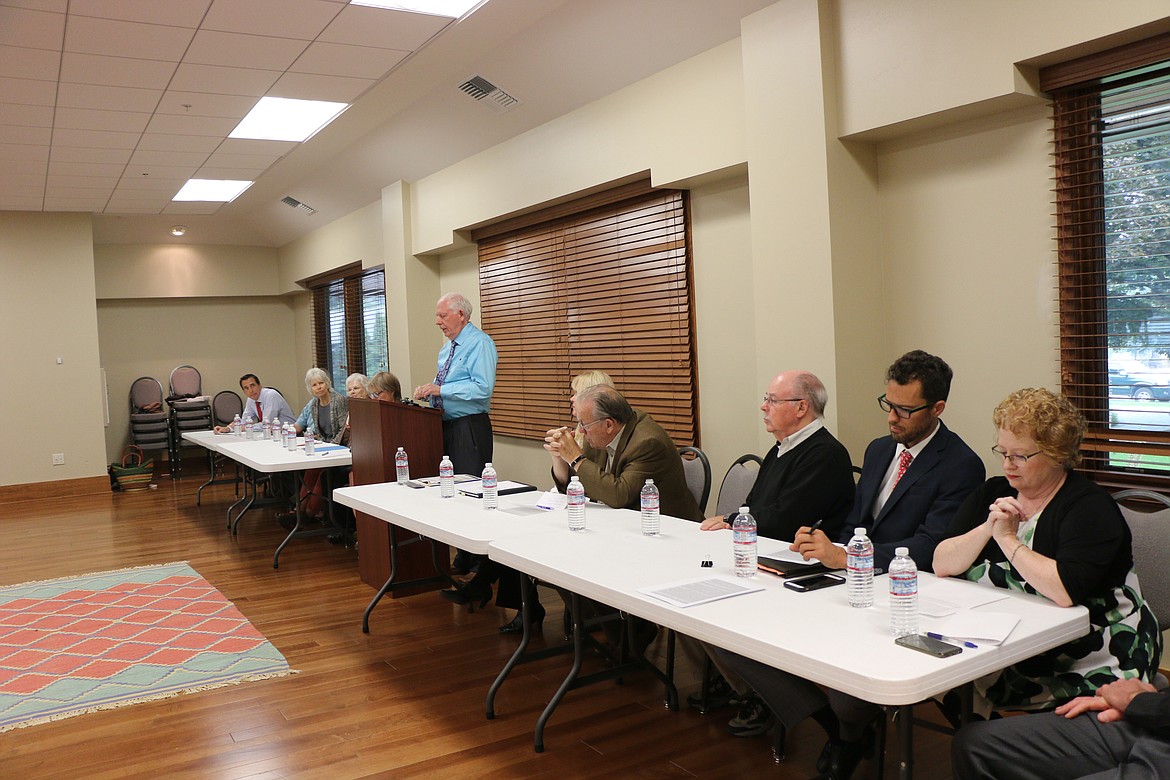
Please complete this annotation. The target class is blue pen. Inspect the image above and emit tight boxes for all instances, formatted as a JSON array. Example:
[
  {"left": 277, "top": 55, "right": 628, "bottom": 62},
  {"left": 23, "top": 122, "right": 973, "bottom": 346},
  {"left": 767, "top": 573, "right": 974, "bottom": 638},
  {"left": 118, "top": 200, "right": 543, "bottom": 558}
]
[{"left": 927, "top": 632, "right": 978, "bottom": 649}]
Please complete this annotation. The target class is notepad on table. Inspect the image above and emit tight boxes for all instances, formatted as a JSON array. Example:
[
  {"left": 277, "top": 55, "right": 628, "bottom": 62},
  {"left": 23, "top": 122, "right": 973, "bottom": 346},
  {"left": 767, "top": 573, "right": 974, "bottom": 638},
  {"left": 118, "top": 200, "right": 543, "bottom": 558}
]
[
  {"left": 639, "top": 576, "right": 764, "bottom": 608},
  {"left": 928, "top": 612, "right": 1020, "bottom": 645}
]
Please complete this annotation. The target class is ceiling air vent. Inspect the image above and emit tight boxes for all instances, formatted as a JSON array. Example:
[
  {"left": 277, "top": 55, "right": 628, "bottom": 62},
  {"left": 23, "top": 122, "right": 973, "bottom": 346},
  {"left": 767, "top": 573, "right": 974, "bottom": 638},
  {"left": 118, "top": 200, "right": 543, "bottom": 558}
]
[
  {"left": 280, "top": 196, "right": 316, "bottom": 215},
  {"left": 457, "top": 75, "right": 521, "bottom": 114}
]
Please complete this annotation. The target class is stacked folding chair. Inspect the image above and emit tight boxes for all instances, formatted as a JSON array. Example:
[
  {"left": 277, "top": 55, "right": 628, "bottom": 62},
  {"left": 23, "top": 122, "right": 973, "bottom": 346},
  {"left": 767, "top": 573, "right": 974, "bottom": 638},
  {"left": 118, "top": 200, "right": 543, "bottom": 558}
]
[
  {"left": 128, "top": 377, "right": 170, "bottom": 470},
  {"left": 168, "top": 365, "right": 213, "bottom": 479}
]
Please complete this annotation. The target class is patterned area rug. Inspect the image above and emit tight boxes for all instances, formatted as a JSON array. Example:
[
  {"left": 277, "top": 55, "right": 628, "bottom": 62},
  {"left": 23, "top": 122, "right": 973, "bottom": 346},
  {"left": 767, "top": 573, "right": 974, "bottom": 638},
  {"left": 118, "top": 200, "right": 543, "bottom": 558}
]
[{"left": 0, "top": 562, "right": 292, "bottom": 732}]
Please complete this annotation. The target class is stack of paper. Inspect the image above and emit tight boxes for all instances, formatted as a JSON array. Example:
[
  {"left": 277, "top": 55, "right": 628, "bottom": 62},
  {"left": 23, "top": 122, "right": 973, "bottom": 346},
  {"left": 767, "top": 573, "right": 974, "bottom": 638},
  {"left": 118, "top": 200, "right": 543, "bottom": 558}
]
[{"left": 929, "top": 612, "right": 1020, "bottom": 645}]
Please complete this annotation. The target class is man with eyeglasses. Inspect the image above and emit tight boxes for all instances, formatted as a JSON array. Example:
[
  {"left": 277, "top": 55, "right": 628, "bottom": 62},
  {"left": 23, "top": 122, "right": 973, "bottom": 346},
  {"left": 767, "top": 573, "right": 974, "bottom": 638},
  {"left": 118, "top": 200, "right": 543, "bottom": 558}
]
[
  {"left": 716, "top": 350, "right": 984, "bottom": 779},
  {"left": 689, "top": 370, "right": 855, "bottom": 736}
]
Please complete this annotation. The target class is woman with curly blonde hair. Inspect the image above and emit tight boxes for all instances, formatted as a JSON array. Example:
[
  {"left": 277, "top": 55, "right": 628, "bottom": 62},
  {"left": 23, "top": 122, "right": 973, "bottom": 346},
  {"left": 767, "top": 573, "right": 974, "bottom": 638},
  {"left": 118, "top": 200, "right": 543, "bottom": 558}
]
[{"left": 934, "top": 388, "right": 1161, "bottom": 715}]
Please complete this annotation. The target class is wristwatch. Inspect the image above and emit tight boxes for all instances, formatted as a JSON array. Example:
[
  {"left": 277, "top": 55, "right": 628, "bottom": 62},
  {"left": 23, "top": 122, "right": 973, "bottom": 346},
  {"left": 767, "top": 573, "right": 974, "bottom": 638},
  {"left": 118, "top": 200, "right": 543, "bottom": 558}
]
[{"left": 571, "top": 455, "right": 586, "bottom": 469}]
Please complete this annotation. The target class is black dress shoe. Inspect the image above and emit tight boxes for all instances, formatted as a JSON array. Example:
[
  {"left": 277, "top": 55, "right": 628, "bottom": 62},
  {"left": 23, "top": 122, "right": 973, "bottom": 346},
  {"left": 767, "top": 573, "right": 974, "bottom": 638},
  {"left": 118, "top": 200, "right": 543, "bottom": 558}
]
[
  {"left": 499, "top": 603, "right": 545, "bottom": 635},
  {"left": 440, "top": 579, "right": 492, "bottom": 609},
  {"left": 825, "top": 728, "right": 874, "bottom": 780}
]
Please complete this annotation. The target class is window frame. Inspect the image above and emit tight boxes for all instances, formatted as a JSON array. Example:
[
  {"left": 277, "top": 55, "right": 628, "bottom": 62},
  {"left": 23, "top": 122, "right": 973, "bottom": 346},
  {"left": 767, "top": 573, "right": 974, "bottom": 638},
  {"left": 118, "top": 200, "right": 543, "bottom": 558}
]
[{"left": 307, "top": 264, "right": 389, "bottom": 385}]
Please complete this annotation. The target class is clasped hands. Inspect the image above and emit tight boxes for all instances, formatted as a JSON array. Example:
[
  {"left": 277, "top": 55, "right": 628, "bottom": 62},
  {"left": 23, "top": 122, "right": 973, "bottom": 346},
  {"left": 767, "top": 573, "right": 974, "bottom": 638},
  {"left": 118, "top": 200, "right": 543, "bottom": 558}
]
[
  {"left": 412, "top": 383, "right": 440, "bottom": 402},
  {"left": 986, "top": 495, "right": 1024, "bottom": 546},
  {"left": 1054, "top": 677, "right": 1156, "bottom": 722},
  {"left": 543, "top": 425, "right": 583, "bottom": 464}
]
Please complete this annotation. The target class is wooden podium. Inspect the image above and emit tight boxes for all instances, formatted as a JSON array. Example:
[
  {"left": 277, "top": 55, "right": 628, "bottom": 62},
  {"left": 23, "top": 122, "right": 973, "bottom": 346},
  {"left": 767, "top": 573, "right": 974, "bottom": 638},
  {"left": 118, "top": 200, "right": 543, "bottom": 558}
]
[{"left": 348, "top": 397, "right": 446, "bottom": 594}]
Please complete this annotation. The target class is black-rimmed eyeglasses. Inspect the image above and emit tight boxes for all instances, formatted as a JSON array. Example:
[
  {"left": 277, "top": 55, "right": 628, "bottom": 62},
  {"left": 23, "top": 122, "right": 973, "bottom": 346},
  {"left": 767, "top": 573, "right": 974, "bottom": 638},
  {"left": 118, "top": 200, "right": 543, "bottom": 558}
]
[
  {"left": 991, "top": 446, "right": 1043, "bottom": 465},
  {"left": 763, "top": 395, "right": 803, "bottom": 408},
  {"left": 877, "top": 394, "right": 932, "bottom": 419}
]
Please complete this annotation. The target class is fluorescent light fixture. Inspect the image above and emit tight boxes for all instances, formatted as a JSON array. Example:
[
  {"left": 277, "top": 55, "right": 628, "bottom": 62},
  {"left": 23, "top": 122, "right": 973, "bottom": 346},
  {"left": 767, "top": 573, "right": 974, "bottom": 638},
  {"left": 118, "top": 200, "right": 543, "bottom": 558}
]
[
  {"left": 229, "top": 97, "right": 349, "bottom": 143},
  {"left": 170, "top": 225, "right": 187, "bottom": 236},
  {"left": 172, "top": 179, "right": 253, "bottom": 202},
  {"left": 350, "top": 0, "right": 482, "bottom": 19}
]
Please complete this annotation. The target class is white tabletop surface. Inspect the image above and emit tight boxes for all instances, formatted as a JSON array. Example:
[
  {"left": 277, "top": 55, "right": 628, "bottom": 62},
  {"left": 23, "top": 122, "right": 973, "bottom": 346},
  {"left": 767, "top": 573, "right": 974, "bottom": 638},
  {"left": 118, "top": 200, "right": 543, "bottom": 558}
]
[
  {"left": 184, "top": 431, "right": 352, "bottom": 472},
  {"left": 488, "top": 512, "right": 1090, "bottom": 706},
  {"left": 333, "top": 482, "right": 583, "bottom": 554}
]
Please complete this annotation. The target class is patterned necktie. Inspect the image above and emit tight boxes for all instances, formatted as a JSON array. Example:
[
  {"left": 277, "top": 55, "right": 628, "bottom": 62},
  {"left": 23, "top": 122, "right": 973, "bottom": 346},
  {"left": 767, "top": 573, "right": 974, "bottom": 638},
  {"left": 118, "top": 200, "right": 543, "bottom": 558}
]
[
  {"left": 892, "top": 449, "right": 913, "bottom": 487},
  {"left": 433, "top": 340, "right": 457, "bottom": 410},
  {"left": 255, "top": 401, "right": 262, "bottom": 422}
]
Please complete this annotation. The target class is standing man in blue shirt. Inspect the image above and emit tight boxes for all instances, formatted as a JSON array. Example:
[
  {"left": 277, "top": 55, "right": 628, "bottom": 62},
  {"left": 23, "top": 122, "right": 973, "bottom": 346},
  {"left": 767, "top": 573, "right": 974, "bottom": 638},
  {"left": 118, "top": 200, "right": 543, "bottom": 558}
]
[{"left": 413, "top": 292, "right": 497, "bottom": 476}]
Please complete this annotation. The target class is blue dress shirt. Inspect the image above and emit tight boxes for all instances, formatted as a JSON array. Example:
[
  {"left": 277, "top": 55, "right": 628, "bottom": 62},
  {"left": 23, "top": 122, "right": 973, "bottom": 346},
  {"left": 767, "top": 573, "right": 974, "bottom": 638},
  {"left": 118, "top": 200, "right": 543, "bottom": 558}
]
[{"left": 434, "top": 321, "right": 496, "bottom": 421}]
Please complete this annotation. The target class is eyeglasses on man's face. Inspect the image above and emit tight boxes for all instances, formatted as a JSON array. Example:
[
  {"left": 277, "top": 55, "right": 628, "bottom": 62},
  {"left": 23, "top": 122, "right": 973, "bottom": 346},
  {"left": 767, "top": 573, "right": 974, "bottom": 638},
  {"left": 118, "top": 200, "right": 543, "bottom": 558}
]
[
  {"left": 762, "top": 395, "right": 803, "bottom": 408},
  {"left": 578, "top": 417, "right": 609, "bottom": 431},
  {"left": 877, "top": 394, "right": 932, "bottom": 420},
  {"left": 991, "top": 446, "right": 1043, "bottom": 465}
]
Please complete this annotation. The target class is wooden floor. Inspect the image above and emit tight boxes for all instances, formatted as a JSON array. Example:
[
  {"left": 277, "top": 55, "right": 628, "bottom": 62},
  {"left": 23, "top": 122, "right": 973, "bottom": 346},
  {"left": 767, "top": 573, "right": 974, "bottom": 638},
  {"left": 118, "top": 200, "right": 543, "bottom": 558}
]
[{"left": 0, "top": 472, "right": 956, "bottom": 779}]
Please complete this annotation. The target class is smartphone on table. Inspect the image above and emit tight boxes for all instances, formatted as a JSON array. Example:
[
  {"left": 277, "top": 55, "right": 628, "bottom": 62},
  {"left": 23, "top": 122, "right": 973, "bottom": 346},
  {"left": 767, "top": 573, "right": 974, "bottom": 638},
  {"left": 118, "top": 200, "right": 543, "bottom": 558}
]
[
  {"left": 894, "top": 633, "right": 962, "bottom": 657},
  {"left": 783, "top": 572, "right": 846, "bottom": 592}
]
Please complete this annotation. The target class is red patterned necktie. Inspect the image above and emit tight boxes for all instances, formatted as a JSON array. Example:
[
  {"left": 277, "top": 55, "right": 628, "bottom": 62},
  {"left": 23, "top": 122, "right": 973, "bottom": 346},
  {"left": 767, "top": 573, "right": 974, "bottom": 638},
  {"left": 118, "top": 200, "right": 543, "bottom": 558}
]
[
  {"left": 893, "top": 449, "right": 913, "bottom": 487},
  {"left": 256, "top": 401, "right": 263, "bottom": 421}
]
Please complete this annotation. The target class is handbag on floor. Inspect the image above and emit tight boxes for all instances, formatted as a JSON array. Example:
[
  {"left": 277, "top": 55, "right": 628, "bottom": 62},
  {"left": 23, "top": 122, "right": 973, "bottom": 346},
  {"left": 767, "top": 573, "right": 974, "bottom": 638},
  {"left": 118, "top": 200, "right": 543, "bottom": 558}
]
[{"left": 110, "top": 445, "right": 154, "bottom": 491}]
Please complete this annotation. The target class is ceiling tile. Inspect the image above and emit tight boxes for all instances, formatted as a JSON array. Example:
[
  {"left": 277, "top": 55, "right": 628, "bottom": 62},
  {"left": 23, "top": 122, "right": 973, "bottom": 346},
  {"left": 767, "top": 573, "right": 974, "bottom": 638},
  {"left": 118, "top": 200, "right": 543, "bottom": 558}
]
[
  {"left": 128, "top": 149, "right": 212, "bottom": 168},
  {"left": 203, "top": 151, "right": 283, "bottom": 169},
  {"left": 168, "top": 63, "right": 280, "bottom": 96},
  {"left": 320, "top": 5, "right": 449, "bottom": 50},
  {"left": 64, "top": 16, "right": 195, "bottom": 61},
  {"left": 164, "top": 202, "right": 223, "bottom": 215},
  {"left": 50, "top": 127, "right": 139, "bottom": 149},
  {"left": 135, "top": 133, "right": 222, "bottom": 153},
  {"left": 215, "top": 138, "right": 297, "bottom": 157},
  {"left": 44, "top": 195, "right": 111, "bottom": 209},
  {"left": 0, "top": 123, "right": 51, "bottom": 144},
  {"left": 0, "top": 43, "right": 59, "bottom": 79},
  {"left": 290, "top": 41, "right": 407, "bottom": 80},
  {"left": 155, "top": 91, "right": 258, "bottom": 119},
  {"left": 185, "top": 30, "right": 308, "bottom": 70},
  {"left": 48, "top": 159, "right": 125, "bottom": 177},
  {"left": 123, "top": 163, "right": 199, "bottom": 179},
  {"left": 144, "top": 112, "right": 237, "bottom": 137},
  {"left": 203, "top": 0, "right": 341, "bottom": 39},
  {"left": 51, "top": 145, "right": 131, "bottom": 164},
  {"left": 45, "top": 173, "right": 119, "bottom": 188},
  {"left": 0, "top": 196, "right": 45, "bottom": 209},
  {"left": 0, "top": 157, "right": 48, "bottom": 175},
  {"left": 56, "top": 83, "right": 163, "bottom": 113},
  {"left": 2, "top": 172, "right": 47, "bottom": 188},
  {"left": 0, "top": 6, "right": 64, "bottom": 50},
  {"left": 60, "top": 52, "right": 177, "bottom": 89},
  {"left": 114, "top": 177, "right": 187, "bottom": 192},
  {"left": 54, "top": 107, "right": 150, "bottom": 133},
  {"left": 0, "top": 142, "right": 48, "bottom": 161},
  {"left": 0, "top": 75, "right": 56, "bottom": 106},
  {"left": 1, "top": 1, "right": 68, "bottom": 14},
  {"left": 269, "top": 71, "right": 373, "bottom": 102},
  {"left": 0, "top": 102, "right": 53, "bottom": 127},
  {"left": 69, "top": 0, "right": 211, "bottom": 27},
  {"left": 45, "top": 184, "right": 112, "bottom": 197},
  {"left": 195, "top": 165, "right": 266, "bottom": 180},
  {"left": 102, "top": 202, "right": 167, "bottom": 214}
]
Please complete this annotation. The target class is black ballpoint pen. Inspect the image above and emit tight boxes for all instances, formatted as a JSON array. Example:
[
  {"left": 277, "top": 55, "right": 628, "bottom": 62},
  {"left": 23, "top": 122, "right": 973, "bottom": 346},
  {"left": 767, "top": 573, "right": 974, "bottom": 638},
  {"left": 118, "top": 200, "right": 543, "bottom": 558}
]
[{"left": 807, "top": 518, "right": 825, "bottom": 534}]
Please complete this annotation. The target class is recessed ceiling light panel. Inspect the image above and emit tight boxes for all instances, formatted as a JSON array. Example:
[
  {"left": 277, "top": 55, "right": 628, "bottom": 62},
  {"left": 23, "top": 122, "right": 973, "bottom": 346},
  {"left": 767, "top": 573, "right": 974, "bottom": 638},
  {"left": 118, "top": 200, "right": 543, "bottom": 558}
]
[
  {"left": 173, "top": 180, "right": 253, "bottom": 202},
  {"left": 170, "top": 225, "right": 187, "bottom": 236},
  {"left": 350, "top": 0, "right": 483, "bottom": 18},
  {"left": 229, "top": 97, "right": 349, "bottom": 143}
]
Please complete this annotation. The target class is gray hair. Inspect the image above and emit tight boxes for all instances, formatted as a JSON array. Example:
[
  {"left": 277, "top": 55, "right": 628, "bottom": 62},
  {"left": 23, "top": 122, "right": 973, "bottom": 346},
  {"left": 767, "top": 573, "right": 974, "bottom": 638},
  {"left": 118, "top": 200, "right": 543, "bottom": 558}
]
[
  {"left": 346, "top": 373, "right": 368, "bottom": 389},
  {"left": 438, "top": 292, "right": 473, "bottom": 319},
  {"left": 304, "top": 367, "right": 333, "bottom": 393},
  {"left": 571, "top": 370, "right": 615, "bottom": 395},
  {"left": 576, "top": 384, "right": 634, "bottom": 425},
  {"left": 791, "top": 371, "right": 828, "bottom": 418}
]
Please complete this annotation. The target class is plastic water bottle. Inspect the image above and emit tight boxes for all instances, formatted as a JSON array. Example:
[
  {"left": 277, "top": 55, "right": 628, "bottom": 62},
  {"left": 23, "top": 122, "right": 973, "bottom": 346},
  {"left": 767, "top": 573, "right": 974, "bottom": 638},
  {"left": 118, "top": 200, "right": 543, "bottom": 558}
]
[
  {"left": 439, "top": 455, "right": 455, "bottom": 498},
  {"left": 304, "top": 429, "right": 315, "bottom": 455},
  {"left": 395, "top": 447, "right": 409, "bottom": 485},
  {"left": 889, "top": 546, "right": 919, "bottom": 637},
  {"left": 567, "top": 476, "right": 586, "bottom": 531},
  {"left": 846, "top": 527, "right": 875, "bottom": 608},
  {"left": 640, "top": 479, "right": 660, "bottom": 536},
  {"left": 481, "top": 462, "right": 498, "bottom": 509},
  {"left": 263, "top": 417, "right": 272, "bottom": 440},
  {"left": 232, "top": 413, "right": 242, "bottom": 436},
  {"left": 250, "top": 420, "right": 262, "bottom": 440},
  {"left": 285, "top": 424, "right": 296, "bottom": 451},
  {"left": 732, "top": 506, "right": 758, "bottom": 577}
]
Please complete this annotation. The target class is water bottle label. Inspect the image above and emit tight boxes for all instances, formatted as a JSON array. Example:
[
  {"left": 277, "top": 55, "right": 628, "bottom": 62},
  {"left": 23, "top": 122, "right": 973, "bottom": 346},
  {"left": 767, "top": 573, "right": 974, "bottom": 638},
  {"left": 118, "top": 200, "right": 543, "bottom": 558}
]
[
  {"left": 483, "top": 475, "right": 497, "bottom": 488},
  {"left": 847, "top": 552, "right": 873, "bottom": 573},
  {"left": 889, "top": 572, "right": 917, "bottom": 596}
]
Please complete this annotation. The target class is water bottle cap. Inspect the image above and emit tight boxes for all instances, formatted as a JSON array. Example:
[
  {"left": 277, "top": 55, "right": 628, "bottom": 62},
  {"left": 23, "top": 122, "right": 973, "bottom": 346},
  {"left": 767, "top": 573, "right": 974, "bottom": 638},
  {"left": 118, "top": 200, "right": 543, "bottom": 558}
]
[
  {"left": 739, "top": 506, "right": 750, "bottom": 513},
  {"left": 895, "top": 546, "right": 909, "bottom": 556},
  {"left": 570, "top": 476, "right": 579, "bottom": 482},
  {"left": 855, "top": 527, "right": 866, "bottom": 535},
  {"left": 484, "top": 462, "right": 492, "bottom": 468},
  {"left": 645, "top": 479, "right": 654, "bottom": 485}
]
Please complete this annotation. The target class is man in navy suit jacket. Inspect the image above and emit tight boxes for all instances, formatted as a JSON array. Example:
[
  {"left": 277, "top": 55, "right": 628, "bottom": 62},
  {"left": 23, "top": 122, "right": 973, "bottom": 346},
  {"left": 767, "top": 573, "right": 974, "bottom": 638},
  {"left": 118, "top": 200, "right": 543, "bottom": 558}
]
[{"left": 717, "top": 351, "right": 984, "bottom": 780}]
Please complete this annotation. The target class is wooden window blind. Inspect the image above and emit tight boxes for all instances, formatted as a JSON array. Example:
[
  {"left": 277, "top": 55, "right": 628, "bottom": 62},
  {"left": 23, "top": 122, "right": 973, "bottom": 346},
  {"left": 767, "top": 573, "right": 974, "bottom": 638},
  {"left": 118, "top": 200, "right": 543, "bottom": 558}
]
[
  {"left": 475, "top": 186, "right": 699, "bottom": 445},
  {"left": 308, "top": 264, "right": 388, "bottom": 384},
  {"left": 1043, "top": 37, "right": 1170, "bottom": 488}
]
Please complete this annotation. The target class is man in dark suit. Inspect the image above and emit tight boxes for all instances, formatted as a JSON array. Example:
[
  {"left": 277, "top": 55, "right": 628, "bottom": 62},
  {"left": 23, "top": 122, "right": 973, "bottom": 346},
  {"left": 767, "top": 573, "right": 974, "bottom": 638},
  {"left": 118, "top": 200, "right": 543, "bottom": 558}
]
[
  {"left": 952, "top": 678, "right": 1170, "bottom": 779},
  {"left": 688, "top": 370, "right": 856, "bottom": 729},
  {"left": 717, "top": 350, "right": 985, "bottom": 779},
  {"left": 547, "top": 384, "right": 702, "bottom": 522}
]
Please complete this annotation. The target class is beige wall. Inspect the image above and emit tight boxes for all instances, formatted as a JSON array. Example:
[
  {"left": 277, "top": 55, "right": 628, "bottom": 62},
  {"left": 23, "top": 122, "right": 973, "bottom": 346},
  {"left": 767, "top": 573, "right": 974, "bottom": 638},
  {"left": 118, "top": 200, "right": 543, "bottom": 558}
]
[
  {"left": 97, "top": 297, "right": 302, "bottom": 464},
  {"left": 94, "top": 244, "right": 279, "bottom": 299},
  {"left": 0, "top": 213, "right": 106, "bottom": 486}
]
